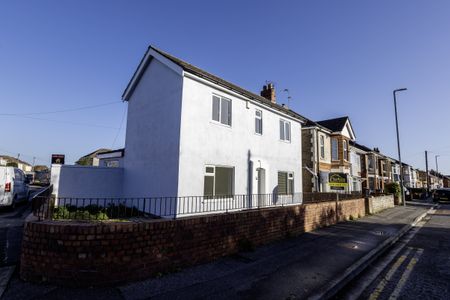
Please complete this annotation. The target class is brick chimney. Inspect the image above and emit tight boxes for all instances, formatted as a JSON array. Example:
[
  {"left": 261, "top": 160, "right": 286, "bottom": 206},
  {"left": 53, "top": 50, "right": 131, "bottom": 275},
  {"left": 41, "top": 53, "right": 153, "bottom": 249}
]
[{"left": 260, "top": 83, "right": 276, "bottom": 103}]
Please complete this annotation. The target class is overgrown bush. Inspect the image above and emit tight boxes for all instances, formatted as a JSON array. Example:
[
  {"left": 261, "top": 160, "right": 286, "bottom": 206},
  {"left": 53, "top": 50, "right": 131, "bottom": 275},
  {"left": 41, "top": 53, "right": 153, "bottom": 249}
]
[
  {"left": 385, "top": 182, "right": 401, "bottom": 197},
  {"left": 51, "top": 203, "right": 144, "bottom": 220}
]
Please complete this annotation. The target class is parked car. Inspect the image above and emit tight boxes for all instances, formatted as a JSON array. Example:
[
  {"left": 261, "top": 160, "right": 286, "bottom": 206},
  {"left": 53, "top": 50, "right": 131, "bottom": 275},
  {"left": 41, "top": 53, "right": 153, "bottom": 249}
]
[
  {"left": 433, "top": 188, "right": 450, "bottom": 203},
  {"left": 33, "top": 170, "right": 50, "bottom": 186},
  {"left": 0, "top": 166, "right": 30, "bottom": 208}
]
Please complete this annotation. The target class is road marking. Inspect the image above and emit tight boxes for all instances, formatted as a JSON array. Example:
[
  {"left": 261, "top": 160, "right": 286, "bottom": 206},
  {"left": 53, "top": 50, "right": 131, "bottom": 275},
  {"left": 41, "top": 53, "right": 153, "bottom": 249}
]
[
  {"left": 368, "top": 247, "right": 412, "bottom": 300},
  {"left": 388, "top": 248, "right": 423, "bottom": 299}
]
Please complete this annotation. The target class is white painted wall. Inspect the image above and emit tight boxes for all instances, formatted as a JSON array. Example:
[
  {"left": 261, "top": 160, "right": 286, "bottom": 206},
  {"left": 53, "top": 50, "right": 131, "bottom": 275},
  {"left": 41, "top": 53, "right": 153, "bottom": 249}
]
[
  {"left": 122, "top": 57, "right": 183, "bottom": 198},
  {"left": 177, "top": 74, "right": 303, "bottom": 203},
  {"left": 51, "top": 165, "right": 123, "bottom": 198}
]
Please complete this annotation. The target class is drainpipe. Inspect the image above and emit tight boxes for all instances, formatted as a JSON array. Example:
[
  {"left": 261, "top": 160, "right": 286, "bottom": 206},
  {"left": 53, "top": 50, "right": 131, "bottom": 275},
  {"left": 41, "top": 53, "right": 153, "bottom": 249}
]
[{"left": 315, "top": 128, "right": 321, "bottom": 192}]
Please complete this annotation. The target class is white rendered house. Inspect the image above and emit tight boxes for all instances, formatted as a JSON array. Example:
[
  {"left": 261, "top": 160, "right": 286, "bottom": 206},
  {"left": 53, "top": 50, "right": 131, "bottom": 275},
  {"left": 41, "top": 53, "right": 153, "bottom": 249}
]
[{"left": 120, "top": 46, "right": 305, "bottom": 215}]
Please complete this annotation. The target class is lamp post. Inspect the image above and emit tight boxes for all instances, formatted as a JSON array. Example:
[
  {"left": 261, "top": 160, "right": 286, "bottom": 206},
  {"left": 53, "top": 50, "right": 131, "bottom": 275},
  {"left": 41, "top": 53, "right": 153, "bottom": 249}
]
[
  {"left": 393, "top": 88, "right": 407, "bottom": 206},
  {"left": 435, "top": 155, "right": 440, "bottom": 188},
  {"left": 435, "top": 155, "right": 440, "bottom": 174}
]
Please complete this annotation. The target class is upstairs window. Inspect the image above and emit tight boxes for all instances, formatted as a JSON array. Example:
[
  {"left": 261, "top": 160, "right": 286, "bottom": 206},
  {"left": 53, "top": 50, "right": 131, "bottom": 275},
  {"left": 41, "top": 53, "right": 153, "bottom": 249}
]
[
  {"left": 331, "top": 138, "right": 339, "bottom": 161},
  {"left": 343, "top": 140, "right": 348, "bottom": 161},
  {"left": 278, "top": 171, "right": 294, "bottom": 195},
  {"left": 255, "top": 109, "right": 263, "bottom": 135},
  {"left": 280, "top": 119, "right": 291, "bottom": 142},
  {"left": 320, "top": 135, "right": 325, "bottom": 159},
  {"left": 212, "top": 95, "right": 232, "bottom": 126}
]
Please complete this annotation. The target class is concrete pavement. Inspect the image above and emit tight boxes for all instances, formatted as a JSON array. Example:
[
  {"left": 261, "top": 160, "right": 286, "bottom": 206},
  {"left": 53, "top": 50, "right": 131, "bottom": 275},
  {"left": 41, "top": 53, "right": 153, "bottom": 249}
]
[{"left": 1, "top": 202, "right": 434, "bottom": 300}]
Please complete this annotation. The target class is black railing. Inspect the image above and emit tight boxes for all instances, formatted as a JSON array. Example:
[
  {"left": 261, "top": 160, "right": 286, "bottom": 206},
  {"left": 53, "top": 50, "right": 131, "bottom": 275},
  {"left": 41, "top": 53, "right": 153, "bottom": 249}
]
[
  {"left": 32, "top": 192, "right": 363, "bottom": 221},
  {"left": 31, "top": 185, "right": 54, "bottom": 221}
]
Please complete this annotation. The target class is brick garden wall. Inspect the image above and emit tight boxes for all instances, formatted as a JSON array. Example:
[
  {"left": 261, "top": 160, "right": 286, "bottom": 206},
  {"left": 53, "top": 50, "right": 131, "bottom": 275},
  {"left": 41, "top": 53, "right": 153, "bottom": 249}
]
[
  {"left": 367, "top": 194, "right": 395, "bottom": 214},
  {"left": 21, "top": 198, "right": 367, "bottom": 287}
]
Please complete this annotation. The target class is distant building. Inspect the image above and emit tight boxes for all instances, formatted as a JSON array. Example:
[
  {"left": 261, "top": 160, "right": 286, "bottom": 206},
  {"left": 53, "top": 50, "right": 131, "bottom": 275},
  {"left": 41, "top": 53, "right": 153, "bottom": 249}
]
[
  {"left": 0, "top": 155, "right": 32, "bottom": 172},
  {"left": 443, "top": 175, "right": 450, "bottom": 188},
  {"left": 302, "top": 117, "right": 356, "bottom": 193},
  {"left": 97, "top": 149, "right": 124, "bottom": 168},
  {"left": 75, "top": 148, "right": 112, "bottom": 166}
]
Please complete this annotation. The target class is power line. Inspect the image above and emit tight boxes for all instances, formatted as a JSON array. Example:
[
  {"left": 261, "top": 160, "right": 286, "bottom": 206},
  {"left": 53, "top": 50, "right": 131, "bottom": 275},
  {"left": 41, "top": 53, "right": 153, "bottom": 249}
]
[
  {"left": 2, "top": 114, "right": 120, "bottom": 130},
  {"left": 0, "top": 101, "right": 122, "bottom": 116},
  {"left": 111, "top": 105, "right": 127, "bottom": 148}
]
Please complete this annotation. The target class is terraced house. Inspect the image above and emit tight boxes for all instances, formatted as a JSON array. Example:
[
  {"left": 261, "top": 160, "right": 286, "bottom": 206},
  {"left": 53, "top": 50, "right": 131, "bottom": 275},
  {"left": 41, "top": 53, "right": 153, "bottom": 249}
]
[{"left": 302, "top": 116, "right": 356, "bottom": 193}]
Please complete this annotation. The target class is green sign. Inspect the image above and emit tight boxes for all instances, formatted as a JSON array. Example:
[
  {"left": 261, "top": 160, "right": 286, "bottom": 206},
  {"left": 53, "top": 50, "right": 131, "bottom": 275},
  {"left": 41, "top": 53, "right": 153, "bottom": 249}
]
[{"left": 329, "top": 173, "right": 348, "bottom": 188}]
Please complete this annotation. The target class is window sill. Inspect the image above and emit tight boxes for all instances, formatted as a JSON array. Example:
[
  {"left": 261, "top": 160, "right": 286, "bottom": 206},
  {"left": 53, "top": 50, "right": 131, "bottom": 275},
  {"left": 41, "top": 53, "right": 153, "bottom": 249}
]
[
  {"left": 210, "top": 120, "right": 232, "bottom": 129},
  {"left": 279, "top": 139, "right": 291, "bottom": 144}
]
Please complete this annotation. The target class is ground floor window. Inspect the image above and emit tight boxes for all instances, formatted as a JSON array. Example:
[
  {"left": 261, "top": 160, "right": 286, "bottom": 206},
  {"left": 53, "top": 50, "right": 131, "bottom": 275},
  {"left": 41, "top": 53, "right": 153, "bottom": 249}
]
[
  {"left": 278, "top": 171, "right": 294, "bottom": 195},
  {"left": 204, "top": 165, "right": 234, "bottom": 197},
  {"left": 353, "top": 179, "right": 360, "bottom": 192},
  {"left": 369, "top": 177, "right": 375, "bottom": 191}
]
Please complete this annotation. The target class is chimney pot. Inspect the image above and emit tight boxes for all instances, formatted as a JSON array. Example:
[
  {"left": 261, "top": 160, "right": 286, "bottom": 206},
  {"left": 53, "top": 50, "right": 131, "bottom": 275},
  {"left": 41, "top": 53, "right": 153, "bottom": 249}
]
[{"left": 260, "top": 83, "right": 276, "bottom": 103}]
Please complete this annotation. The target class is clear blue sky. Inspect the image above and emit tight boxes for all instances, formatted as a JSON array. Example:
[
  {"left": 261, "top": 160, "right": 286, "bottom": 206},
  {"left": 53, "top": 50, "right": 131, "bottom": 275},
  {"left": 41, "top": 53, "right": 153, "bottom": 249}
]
[{"left": 1, "top": 0, "right": 449, "bottom": 173}]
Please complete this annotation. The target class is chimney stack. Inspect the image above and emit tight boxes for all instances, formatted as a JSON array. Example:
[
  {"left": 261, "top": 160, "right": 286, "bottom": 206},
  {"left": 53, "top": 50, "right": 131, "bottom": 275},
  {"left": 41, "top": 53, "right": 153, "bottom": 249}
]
[{"left": 260, "top": 83, "right": 276, "bottom": 103}]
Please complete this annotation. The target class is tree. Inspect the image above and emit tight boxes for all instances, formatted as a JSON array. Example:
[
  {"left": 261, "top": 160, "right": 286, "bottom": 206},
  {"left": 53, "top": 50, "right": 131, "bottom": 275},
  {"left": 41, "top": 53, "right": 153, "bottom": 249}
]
[
  {"left": 6, "top": 162, "right": 18, "bottom": 168},
  {"left": 385, "top": 182, "right": 401, "bottom": 197},
  {"left": 33, "top": 165, "right": 49, "bottom": 172}
]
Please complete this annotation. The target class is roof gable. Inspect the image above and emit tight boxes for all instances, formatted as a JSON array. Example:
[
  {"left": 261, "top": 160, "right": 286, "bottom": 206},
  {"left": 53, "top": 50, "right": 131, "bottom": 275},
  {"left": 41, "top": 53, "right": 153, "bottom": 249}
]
[
  {"left": 317, "top": 116, "right": 356, "bottom": 140},
  {"left": 122, "top": 45, "right": 306, "bottom": 122}
]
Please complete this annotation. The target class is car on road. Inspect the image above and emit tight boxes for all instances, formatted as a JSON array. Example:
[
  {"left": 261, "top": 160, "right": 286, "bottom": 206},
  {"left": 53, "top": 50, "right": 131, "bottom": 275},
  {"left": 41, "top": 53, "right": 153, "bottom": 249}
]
[
  {"left": 0, "top": 166, "right": 30, "bottom": 208},
  {"left": 433, "top": 188, "right": 450, "bottom": 203}
]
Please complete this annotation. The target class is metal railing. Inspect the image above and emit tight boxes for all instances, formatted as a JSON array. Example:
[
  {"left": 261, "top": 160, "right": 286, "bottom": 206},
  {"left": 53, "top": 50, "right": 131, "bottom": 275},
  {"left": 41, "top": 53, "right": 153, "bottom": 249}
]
[
  {"left": 31, "top": 185, "right": 54, "bottom": 221},
  {"left": 32, "top": 192, "right": 363, "bottom": 221}
]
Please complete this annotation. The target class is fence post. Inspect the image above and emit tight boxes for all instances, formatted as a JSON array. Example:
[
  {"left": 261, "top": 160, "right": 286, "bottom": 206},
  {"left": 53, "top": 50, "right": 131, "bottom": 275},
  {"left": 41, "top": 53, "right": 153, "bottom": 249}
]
[{"left": 335, "top": 193, "right": 339, "bottom": 222}]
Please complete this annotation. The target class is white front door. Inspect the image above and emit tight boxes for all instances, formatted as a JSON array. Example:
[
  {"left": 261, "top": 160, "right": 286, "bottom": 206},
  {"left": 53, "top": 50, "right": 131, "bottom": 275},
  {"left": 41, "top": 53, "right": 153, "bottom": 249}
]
[{"left": 257, "top": 168, "right": 266, "bottom": 207}]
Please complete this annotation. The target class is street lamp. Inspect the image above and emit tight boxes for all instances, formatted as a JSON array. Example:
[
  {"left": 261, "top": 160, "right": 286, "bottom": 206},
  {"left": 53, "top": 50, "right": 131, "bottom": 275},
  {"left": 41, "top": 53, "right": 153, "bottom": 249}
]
[
  {"left": 435, "top": 155, "right": 440, "bottom": 174},
  {"left": 393, "top": 88, "right": 407, "bottom": 206},
  {"left": 435, "top": 155, "right": 441, "bottom": 188}
]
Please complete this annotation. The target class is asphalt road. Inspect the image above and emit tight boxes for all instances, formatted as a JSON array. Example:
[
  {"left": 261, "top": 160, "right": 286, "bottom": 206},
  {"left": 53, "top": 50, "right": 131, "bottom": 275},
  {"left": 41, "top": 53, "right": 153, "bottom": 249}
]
[
  {"left": 345, "top": 202, "right": 450, "bottom": 300},
  {"left": 0, "top": 186, "right": 44, "bottom": 267}
]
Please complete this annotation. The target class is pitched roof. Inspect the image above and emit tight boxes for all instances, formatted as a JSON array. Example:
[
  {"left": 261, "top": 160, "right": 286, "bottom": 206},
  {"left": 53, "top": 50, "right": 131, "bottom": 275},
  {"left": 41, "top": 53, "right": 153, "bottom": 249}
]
[
  {"left": 123, "top": 46, "right": 306, "bottom": 122},
  {"left": 0, "top": 155, "right": 32, "bottom": 166},
  {"left": 302, "top": 117, "right": 332, "bottom": 133},
  {"left": 349, "top": 141, "right": 372, "bottom": 152},
  {"left": 316, "top": 116, "right": 349, "bottom": 132}
]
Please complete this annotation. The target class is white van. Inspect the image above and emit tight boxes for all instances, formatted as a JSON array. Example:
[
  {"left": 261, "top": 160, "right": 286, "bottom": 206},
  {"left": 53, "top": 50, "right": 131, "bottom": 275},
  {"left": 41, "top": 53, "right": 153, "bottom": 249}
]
[{"left": 0, "top": 166, "right": 30, "bottom": 208}]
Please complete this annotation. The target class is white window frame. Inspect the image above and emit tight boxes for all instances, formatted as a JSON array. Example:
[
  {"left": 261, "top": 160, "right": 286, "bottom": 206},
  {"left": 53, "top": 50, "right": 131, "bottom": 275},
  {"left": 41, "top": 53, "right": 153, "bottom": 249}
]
[
  {"left": 343, "top": 140, "right": 348, "bottom": 161},
  {"left": 278, "top": 171, "right": 294, "bottom": 195},
  {"left": 320, "top": 135, "right": 325, "bottom": 159},
  {"left": 203, "top": 165, "right": 234, "bottom": 198},
  {"left": 279, "top": 119, "right": 291, "bottom": 142},
  {"left": 211, "top": 94, "right": 232, "bottom": 127},
  {"left": 255, "top": 109, "right": 263, "bottom": 135},
  {"left": 331, "top": 138, "right": 339, "bottom": 161}
]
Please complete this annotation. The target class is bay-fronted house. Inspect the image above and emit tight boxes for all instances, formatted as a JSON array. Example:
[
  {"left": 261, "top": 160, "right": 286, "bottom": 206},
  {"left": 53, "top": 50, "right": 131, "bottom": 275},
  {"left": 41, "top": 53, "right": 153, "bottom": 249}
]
[
  {"left": 349, "top": 141, "right": 366, "bottom": 193},
  {"left": 303, "top": 117, "right": 356, "bottom": 193},
  {"left": 301, "top": 119, "right": 333, "bottom": 192}
]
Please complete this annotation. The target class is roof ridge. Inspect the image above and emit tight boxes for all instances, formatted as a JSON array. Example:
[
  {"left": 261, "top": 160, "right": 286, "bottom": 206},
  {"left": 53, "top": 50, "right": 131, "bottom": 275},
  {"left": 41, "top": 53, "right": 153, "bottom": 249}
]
[{"left": 147, "top": 45, "right": 307, "bottom": 122}]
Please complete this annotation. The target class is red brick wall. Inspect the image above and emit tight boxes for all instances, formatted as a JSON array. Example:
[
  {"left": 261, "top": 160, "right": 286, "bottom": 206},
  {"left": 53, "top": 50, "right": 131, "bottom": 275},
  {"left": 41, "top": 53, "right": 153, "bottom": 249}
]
[{"left": 20, "top": 198, "right": 365, "bottom": 287}]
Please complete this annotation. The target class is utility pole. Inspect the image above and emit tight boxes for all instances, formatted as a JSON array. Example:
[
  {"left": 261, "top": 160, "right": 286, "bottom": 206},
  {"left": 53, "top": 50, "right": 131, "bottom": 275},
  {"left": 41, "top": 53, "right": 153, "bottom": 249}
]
[
  {"left": 425, "top": 150, "right": 430, "bottom": 196},
  {"left": 32, "top": 157, "right": 36, "bottom": 168},
  {"left": 393, "top": 88, "right": 407, "bottom": 206}
]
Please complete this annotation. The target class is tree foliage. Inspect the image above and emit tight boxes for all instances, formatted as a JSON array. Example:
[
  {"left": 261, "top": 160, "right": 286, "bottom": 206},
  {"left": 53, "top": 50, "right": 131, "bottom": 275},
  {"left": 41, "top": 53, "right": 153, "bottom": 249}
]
[{"left": 385, "top": 182, "right": 401, "bottom": 197}]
